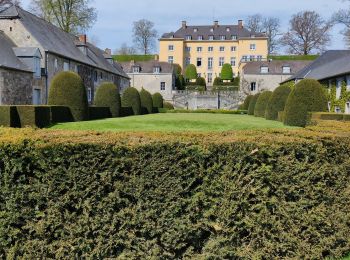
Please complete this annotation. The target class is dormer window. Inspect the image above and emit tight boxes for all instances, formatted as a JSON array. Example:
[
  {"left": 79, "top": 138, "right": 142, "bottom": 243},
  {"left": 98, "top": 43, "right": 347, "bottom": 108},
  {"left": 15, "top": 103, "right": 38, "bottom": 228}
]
[
  {"left": 153, "top": 66, "right": 161, "bottom": 73},
  {"left": 132, "top": 66, "right": 140, "bottom": 73},
  {"left": 226, "top": 27, "right": 230, "bottom": 32},
  {"left": 209, "top": 35, "right": 214, "bottom": 40},
  {"left": 260, "top": 66, "right": 269, "bottom": 74},
  {"left": 186, "top": 35, "right": 192, "bottom": 40},
  {"left": 231, "top": 35, "right": 237, "bottom": 40},
  {"left": 282, "top": 66, "right": 291, "bottom": 74},
  {"left": 194, "top": 28, "right": 198, "bottom": 32},
  {"left": 220, "top": 35, "right": 226, "bottom": 40},
  {"left": 198, "top": 35, "right": 203, "bottom": 40},
  {"left": 210, "top": 28, "right": 214, "bottom": 32}
]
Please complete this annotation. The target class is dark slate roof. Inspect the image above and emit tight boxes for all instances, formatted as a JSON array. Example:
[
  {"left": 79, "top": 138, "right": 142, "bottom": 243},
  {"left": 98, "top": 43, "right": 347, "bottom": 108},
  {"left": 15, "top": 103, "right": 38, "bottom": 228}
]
[
  {"left": 120, "top": 61, "right": 174, "bottom": 74},
  {"left": 161, "top": 24, "right": 266, "bottom": 40},
  {"left": 13, "top": 47, "right": 42, "bottom": 58},
  {"left": 0, "top": 4, "right": 128, "bottom": 78},
  {"left": 243, "top": 60, "right": 312, "bottom": 75},
  {"left": 287, "top": 50, "right": 350, "bottom": 81},
  {"left": 0, "top": 31, "right": 31, "bottom": 72},
  {"left": 0, "top": 3, "right": 19, "bottom": 18}
]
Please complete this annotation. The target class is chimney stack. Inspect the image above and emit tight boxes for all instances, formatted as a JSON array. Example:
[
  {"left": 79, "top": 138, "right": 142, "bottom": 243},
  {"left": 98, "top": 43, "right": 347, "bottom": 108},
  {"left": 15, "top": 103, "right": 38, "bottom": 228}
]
[
  {"left": 79, "top": 34, "right": 87, "bottom": 44},
  {"left": 182, "top": 21, "right": 187, "bottom": 29},
  {"left": 105, "top": 48, "right": 112, "bottom": 55},
  {"left": 238, "top": 20, "right": 243, "bottom": 29},
  {"left": 214, "top": 21, "right": 219, "bottom": 28}
]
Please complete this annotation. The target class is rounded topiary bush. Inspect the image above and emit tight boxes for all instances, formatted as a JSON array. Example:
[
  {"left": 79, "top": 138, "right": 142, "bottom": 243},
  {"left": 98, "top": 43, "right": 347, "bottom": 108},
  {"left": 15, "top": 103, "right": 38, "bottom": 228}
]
[
  {"left": 213, "top": 77, "right": 222, "bottom": 86},
  {"left": 185, "top": 64, "right": 197, "bottom": 81},
  {"left": 139, "top": 88, "right": 153, "bottom": 114},
  {"left": 254, "top": 91, "right": 273, "bottom": 117},
  {"left": 221, "top": 63, "right": 233, "bottom": 80},
  {"left": 284, "top": 79, "right": 328, "bottom": 127},
  {"left": 248, "top": 93, "right": 261, "bottom": 115},
  {"left": 94, "top": 82, "right": 121, "bottom": 117},
  {"left": 242, "top": 95, "right": 253, "bottom": 110},
  {"left": 152, "top": 92, "right": 164, "bottom": 109},
  {"left": 265, "top": 84, "right": 292, "bottom": 120},
  {"left": 163, "top": 102, "right": 174, "bottom": 110},
  {"left": 195, "top": 77, "right": 206, "bottom": 87},
  {"left": 48, "top": 71, "right": 88, "bottom": 121},
  {"left": 121, "top": 87, "right": 141, "bottom": 115}
]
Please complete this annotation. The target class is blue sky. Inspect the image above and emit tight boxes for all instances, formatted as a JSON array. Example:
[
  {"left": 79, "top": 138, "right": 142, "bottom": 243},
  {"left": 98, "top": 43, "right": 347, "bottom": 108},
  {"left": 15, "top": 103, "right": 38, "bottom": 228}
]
[{"left": 21, "top": 0, "right": 348, "bottom": 53}]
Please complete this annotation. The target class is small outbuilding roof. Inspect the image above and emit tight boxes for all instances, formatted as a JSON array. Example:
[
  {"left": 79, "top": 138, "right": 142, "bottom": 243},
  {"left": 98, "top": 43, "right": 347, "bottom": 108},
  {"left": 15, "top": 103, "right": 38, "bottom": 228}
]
[
  {"left": 120, "top": 60, "right": 174, "bottom": 74},
  {"left": 12, "top": 47, "right": 42, "bottom": 58},
  {"left": 243, "top": 60, "right": 312, "bottom": 75}
]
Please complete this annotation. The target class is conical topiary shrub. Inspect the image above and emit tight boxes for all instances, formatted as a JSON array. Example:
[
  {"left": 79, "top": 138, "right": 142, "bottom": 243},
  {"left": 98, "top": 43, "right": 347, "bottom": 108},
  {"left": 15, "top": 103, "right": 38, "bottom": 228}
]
[
  {"left": 94, "top": 82, "right": 121, "bottom": 117},
  {"left": 139, "top": 88, "right": 153, "bottom": 114},
  {"left": 284, "top": 79, "right": 328, "bottom": 127},
  {"left": 254, "top": 91, "right": 273, "bottom": 117},
  {"left": 48, "top": 71, "right": 88, "bottom": 121},
  {"left": 265, "top": 84, "right": 292, "bottom": 120},
  {"left": 247, "top": 93, "right": 260, "bottom": 115},
  {"left": 121, "top": 87, "right": 141, "bottom": 115},
  {"left": 242, "top": 95, "right": 253, "bottom": 110},
  {"left": 152, "top": 93, "right": 164, "bottom": 109}
]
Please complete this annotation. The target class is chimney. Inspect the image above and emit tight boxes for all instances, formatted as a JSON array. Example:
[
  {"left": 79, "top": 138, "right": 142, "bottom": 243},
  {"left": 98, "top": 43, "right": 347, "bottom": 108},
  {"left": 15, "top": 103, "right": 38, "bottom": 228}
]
[
  {"left": 105, "top": 48, "right": 112, "bottom": 55},
  {"left": 214, "top": 21, "right": 219, "bottom": 28},
  {"left": 182, "top": 21, "right": 187, "bottom": 29},
  {"left": 238, "top": 20, "right": 243, "bottom": 29},
  {"left": 154, "top": 54, "right": 159, "bottom": 61},
  {"left": 79, "top": 34, "right": 87, "bottom": 44}
]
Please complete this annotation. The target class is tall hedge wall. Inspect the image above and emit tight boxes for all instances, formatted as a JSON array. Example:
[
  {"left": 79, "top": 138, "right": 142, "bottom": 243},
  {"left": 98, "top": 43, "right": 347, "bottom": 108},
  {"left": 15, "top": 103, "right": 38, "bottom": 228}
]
[
  {"left": 247, "top": 93, "right": 260, "bottom": 115},
  {"left": 121, "top": 87, "right": 141, "bottom": 115},
  {"left": 94, "top": 82, "right": 121, "bottom": 117},
  {"left": 152, "top": 93, "right": 164, "bottom": 109},
  {"left": 0, "top": 124, "right": 349, "bottom": 258},
  {"left": 254, "top": 91, "right": 273, "bottom": 117},
  {"left": 265, "top": 85, "right": 292, "bottom": 120},
  {"left": 139, "top": 88, "right": 153, "bottom": 114}
]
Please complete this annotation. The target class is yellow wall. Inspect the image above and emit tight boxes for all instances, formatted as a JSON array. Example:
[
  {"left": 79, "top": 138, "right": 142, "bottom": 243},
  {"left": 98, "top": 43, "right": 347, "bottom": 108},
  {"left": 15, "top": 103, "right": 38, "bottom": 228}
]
[{"left": 159, "top": 37, "right": 268, "bottom": 85}]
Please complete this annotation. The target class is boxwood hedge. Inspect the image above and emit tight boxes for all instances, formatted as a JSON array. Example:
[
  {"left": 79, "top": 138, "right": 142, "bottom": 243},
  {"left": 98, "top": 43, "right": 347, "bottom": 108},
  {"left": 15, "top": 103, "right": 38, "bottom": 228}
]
[
  {"left": 121, "top": 87, "right": 141, "bottom": 115},
  {"left": 0, "top": 122, "right": 349, "bottom": 259},
  {"left": 152, "top": 93, "right": 164, "bottom": 109},
  {"left": 254, "top": 91, "right": 272, "bottom": 117},
  {"left": 265, "top": 85, "right": 292, "bottom": 120},
  {"left": 247, "top": 93, "right": 260, "bottom": 115},
  {"left": 94, "top": 82, "right": 121, "bottom": 117},
  {"left": 139, "top": 88, "right": 153, "bottom": 114}
]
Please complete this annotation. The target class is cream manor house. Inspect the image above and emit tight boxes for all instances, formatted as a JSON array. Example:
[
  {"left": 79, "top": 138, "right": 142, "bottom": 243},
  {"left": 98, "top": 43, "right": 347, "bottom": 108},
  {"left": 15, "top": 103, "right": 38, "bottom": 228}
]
[{"left": 159, "top": 20, "right": 268, "bottom": 85}]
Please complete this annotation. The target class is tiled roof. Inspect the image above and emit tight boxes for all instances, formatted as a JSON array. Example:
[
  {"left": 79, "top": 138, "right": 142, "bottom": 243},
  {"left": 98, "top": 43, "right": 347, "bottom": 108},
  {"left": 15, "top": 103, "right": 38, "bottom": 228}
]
[
  {"left": 12, "top": 47, "right": 42, "bottom": 58},
  {"left": 120, "top": 60, "right": 174, "bottom": 74},
  {"left": 243, "top": 60, "right": 312, "bottom": 75}
]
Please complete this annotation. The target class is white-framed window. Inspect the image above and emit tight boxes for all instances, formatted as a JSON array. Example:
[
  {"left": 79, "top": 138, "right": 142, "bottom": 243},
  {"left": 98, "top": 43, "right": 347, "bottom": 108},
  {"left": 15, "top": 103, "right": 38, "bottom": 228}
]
[
  {"left": 335, "top": 106, "right": 342, "bottom": 113},
  {"left": 207, "top": 73, "right": 213, "bottom": 83},
  {"left": 250, "top": 82, "right": 256, "bottom": 91},
  {"left": 198, "top": 35, "right": 203, "bottom": 40},
  {"left": 208, "top": 46, "right": 214, "bottom": 52},
  {"left": 160, "top": 82, "right": 166, "bottom": 91},
  {"left": 250, "top": 44, "right": 256, "bottom": 50},
  {"left": 257, "top": 55, "right": 263, "bottom": 61},
  {"left": 153, "top": 66, "right": 160, "bottom": 73},
  {"left": 242, "top": 56, "right": 248, "bottom": 62},
  {"left": 168, "top": 45, "right": 174, "bottom": 51},
  {"left": 186, "top": 35, "right": 192, "bottom": 40},
  {"left": 336, "top": 79, "right": 342, "bottom": 99},
  {"left": 63, "top": 61, "right": 69, "bottom": 71},
  {"left": 219, "top": 46, "right": 225, "bottom": 52},
  {"left": 220, "top": 35, "right": 226, "bottom": 40},
  {"left": 185, "top": 47, "right": 191, "bottom": 52},
  {"left": 260, "top": 66, "right": 269, "bottom": 73},
  {"left": 231, "top": 46, "right": 236, "bottom": 52},
  {"left": 230, "top": 57, "right": 236, "bottom": 66},
  {"left": 185, "top": 57, "right": 191, "bottom": 66},
  {"left": 208, "top": 57, "right": 213, "bottom": 69},
  {"left": 219, "top": 57, "right": 224, "bottom": 66},
  {"left": 54, "top": 58, "right": 58, "bottom": 69},
  {"left": 346, "top": 102, "right": 350, "bottom": 114},
  {"left": 210, "top": 28, "right": 214, "bottom": 32},
  {"left": 168, "top": 56, "right": 174, "bottom": 64},
  {"left": 209, "top": 35, "right": 214, "bottom": 40},
  {"left": 226, "top": 27, "right": 230, "bottom": 32},
  {"left": 194, "top": 28, "right": 198, "bottom": 32},
  {"left": 87, "top": 88, "right": 92, "bottom": 102},
  {"left": 231, "top": 35, "right": 237, "bottom": 40},
  {"left": 249, "top": 55, "right": 255, "bottom": 61},
  {"left": 197, "top": 58, "right": 202, "bottom": 67},
  {"left": 282, "top": 66, "right": 291, "bottom": 74},
  {"left": 34, "top": 57, "right": 41, "bottom": 78},
  {"left": 132, "top": 66, "right": 140, "bottom": 73},
  {"left": 197, "top": 47, "right": 202, "bottom": 52}
]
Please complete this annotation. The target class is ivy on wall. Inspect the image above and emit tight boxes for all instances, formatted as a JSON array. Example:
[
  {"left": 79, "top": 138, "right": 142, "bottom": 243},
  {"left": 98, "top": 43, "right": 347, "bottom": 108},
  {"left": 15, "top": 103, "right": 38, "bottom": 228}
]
[{"left": 327, "top": 79, "right": 350, "bottom": 113}]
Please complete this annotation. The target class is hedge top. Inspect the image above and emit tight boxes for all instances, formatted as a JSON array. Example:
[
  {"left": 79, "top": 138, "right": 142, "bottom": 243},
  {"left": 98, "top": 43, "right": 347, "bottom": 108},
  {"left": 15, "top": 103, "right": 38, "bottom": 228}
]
[
  {"left": 94, "top": 82, "right": 121, "bottom": 117},
  {"left": 221, "top": 63, "right": 233, "bottom": 80},
  {"left": 265, "top": 84, "right": 292, "bottom": 120},
  {"left": 185, "top": 64, "right": 197, "bottom": 80},
  {"left": 254, "top": 91, "right": 273, "bottom": 117}
]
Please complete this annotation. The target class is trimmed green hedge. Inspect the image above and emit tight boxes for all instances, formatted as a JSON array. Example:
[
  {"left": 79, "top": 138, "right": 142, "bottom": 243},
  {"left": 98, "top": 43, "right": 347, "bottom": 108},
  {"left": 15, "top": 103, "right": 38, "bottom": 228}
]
[
  {"left": 221, "top": 63, "right": 233, "bottom": 80},
  {"left": 94, "top": 82, "right": 121, "bottom": 117},
  {"left": 48, "top": 71, "right": 88, "bottom": 121},
  {"left": 248, "top": 93, "right": 260, "bottom": 115},
  {"left": 0, "top": 127, "right": 349, "bottom": 258},
  {"left": 185, "top": 64, "right": 197, "bottom": 80},
  {"left": 139, "top": 88, "right": 153, "bottom": 114},
  {"left": 120, "top": 107, "right": 134, "bottom": 117},
  {"left": 284, "top": 79, "right": 328, "bottom": 127},
  {"left": 50, "top": 106, "right": 74, "bottom": 123},
  {"left": 166, "top": 109, "right": 248, "bottom": 114},
  {"left": 16, "top": 106, "right": 51, "bottom": 128},
  {"left": 121, "top": 87, "right": 141, "bottom": 115},
  {"left": 241, "top": 95, "right": 253, "bottom": 110},
  {"left": 0, "top": 106, "right": 20, "bottom": 127},
  {"left": 88, "top": 106, "right": 112, "bottom": 120},
  {"left": 152, "top": 93, "right": 164, "bottom": 109},
  {"left": 163, "top": 102, "right": 174, "bottom": 110},
  {"left": 265, "top": 85, "right": 292, "bottom": 120},
  {"left": 278, "top": 111, "right": 285, "bottom": 122},
  {"left": 195, "top": 77, "right": 206, "bottom": 87},
  {"left": 254, "top": 91, "right": 273, "bottom": 117},
  {"left": 310, "top": 112, "right": 350, "bottom": 122}
]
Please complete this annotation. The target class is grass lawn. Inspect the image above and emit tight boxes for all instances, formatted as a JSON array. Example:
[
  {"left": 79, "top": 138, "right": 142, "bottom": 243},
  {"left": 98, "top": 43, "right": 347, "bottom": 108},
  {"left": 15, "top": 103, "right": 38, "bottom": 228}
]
[{"left": 50, "top": 113, "right": 295, "bottom": 132}]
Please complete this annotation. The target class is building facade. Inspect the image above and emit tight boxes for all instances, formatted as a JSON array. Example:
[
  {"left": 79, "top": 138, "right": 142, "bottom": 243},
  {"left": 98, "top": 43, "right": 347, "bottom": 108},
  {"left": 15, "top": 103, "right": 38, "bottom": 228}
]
[
  {"left": 0, "top": 3, "right": 129, "bottom": 105},
  {"left": 241, "top": 60, "right": 311, "bottom": 94},
  {"left": 120, "top": 60, "right": 175, "bottom": 101},
  {"left": 159, "top": 20, "right": 268, "bottom": 86}
]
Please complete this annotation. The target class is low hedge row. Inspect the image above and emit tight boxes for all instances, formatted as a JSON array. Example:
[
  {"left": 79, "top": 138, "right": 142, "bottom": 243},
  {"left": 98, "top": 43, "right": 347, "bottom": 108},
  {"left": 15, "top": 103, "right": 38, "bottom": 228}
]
[
  {"left": 0, "top": 124, "right": 349, "bottom": 258},
  {"left": 310, "top": 112, "right": 350, "bottom": 122},
  {"left": 16, "top": 106, "right": 51, "bottom": 128},
  {"left": 166, "top": 109, "right": 248, "bottom": 114},
  {"left": 88, "top": 106, "right": 112, "bottom": 120},
  {"left": 0, "top": 106, "right": 20, "bottom": 127}
]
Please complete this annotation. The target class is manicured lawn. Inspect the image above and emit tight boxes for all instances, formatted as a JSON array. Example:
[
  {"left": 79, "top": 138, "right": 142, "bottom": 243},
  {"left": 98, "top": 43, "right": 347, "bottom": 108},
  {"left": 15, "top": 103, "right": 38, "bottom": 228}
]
[
  {"left": 50, "top": 113, "right": 295, "bottom": 132},
  {"left": 268, "top": 55, "right": 319, "bottom": 61}
]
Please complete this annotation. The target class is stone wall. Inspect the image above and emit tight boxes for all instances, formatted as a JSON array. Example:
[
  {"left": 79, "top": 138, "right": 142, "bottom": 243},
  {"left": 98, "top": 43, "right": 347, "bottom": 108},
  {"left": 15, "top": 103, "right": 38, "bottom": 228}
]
[
  {"left": 0, "top": 68, "right": 33, "bottom": 105},
  {"left": 241, "top": 73, "right": 291, "bottom": 94}
]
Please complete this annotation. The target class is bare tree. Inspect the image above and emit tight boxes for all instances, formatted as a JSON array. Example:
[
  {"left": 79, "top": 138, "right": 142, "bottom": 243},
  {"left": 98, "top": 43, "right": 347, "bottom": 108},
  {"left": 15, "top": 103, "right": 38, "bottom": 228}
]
[
  {"left": 132, "top": 19, "right": 158, "bottom": 54},
  {"left": 0, "top": 0, "right": 21, "bottom": 5},
  {"left": 30, "top": 0, "right": 97, "bottom": 34},
  {"left": 115, "top": 43, "right": 137, "bottom": 55},
  {"left": 281, "top": 11, "right": 333, "bottom": 55},
  {"left": 332, "top": 1, "right": 350, "bottom": 48},
  {"left": 246, "top": 14, "right": 281, "bottom": 54}
]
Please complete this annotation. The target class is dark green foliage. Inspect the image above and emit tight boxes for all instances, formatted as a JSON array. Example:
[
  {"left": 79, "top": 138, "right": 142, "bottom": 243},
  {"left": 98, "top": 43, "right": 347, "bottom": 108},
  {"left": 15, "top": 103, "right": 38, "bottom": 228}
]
[
  {"left": 0, "top": 137, "right": 349, "bottom": 258},
  {"left": 213, "top": 76, "right": 239, "bottom": 87},
  {"left": 48, "top": 71, "right": 88, "bottom": 121},
  {"left": 310, "top": 112, "right": 346, "bottom": 121},
  {"left": 139, "top": 88, "right": 153, "bottom": 114},
  {"left": 0, "top": 106, "right": 20, "bottom": 127},
  {"left": 165, "top": 109, "right": 248, "bottom": 114},
  {"left": 343, "top": 114, "right": 350, "bottom": 121},
  {"left": 284, "top": 79, "right": 328, "bottom": 127},
  {"left": 212, "top": 86, "right": 239, "bottom": 92},
  {"left": 185, "top": 64, "right": 197, "bottom": 80},
  {"left": 265, "top": 85, "right": 292, "bottom": 120},
  {"left": 88, "top": 106, "right": 112, "bottom": 120},
  {"left": 163, "top": 102, "right": 174, "bottom": 110},
  {"left": 120, "top": 107, "right": 134, "bottom": 117},
  {"left": 152, "top": 93, "right": 164, "bottom": 108},
  {"left": 173, "top": 64, "right": 182, "bottom": 75},
  {"left": 50, "top": 106, "right": 74, "bottom": 123},
  {"left": 186, "top": 85, "right": 206, "bottom": 91},
  {"left": 220, "top": 63, "right": 233, "bottom": 80},
  {"left": 213, "top": 77, "right": 221, "bottom": 86},
  {"left": 247, "top": 93, "right": 261, "bottom": 115},
  {"left": 254, "top": 91, "right": 273, "bottom": 117},
  {"left": 242, "top": 95, "right": 253, "bottom": 110},
  {"left": 121, "top": 87, "right": 141, "bottom": 115},
  {"left": 195, "top": 77, "right": 206, "bottom": 87},
  {"left": 278, "top": 111, "right": 285, "bottom": 122},
  {"left": 232, "top": 75, "right": 240, "bottom": 86},
  {"left": 94, "top": 82, "right": 121, "bottom": 117},
  {"left": 175, "top": 75, "right": 185, "bottom": 90},
  {"left": 16, "top": 106, "right": 51, "bottom": 128}
]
